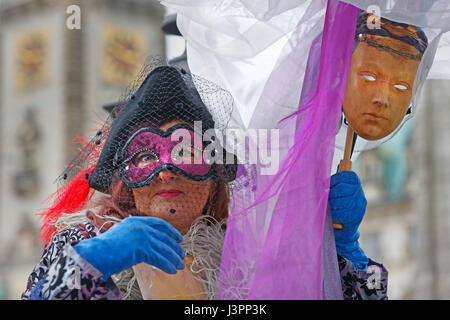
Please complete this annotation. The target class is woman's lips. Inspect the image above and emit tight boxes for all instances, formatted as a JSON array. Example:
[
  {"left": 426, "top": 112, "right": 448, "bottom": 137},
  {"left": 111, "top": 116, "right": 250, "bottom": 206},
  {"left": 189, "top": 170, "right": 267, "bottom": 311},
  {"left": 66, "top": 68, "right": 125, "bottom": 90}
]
[{"left": 155, "top": 189, "right": 184, "bottom": 198}]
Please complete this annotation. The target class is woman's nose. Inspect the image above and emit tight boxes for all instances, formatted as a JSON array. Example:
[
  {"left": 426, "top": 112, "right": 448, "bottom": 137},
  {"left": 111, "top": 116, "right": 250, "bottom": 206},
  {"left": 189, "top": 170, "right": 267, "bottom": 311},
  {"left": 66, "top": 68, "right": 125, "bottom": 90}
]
[{"left": 157, "top": 169, "right": 178, "bottom": 182}]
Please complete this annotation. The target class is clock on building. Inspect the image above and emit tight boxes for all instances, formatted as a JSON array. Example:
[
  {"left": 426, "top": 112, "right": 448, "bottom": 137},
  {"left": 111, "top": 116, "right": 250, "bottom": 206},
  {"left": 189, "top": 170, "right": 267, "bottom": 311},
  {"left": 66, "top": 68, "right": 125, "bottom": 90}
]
[
  {"left": 15, "top": 29, "right": 48, "bottom": 89},
  {"left": 102, "top": 26, "right": 145, "bottom": 86}
]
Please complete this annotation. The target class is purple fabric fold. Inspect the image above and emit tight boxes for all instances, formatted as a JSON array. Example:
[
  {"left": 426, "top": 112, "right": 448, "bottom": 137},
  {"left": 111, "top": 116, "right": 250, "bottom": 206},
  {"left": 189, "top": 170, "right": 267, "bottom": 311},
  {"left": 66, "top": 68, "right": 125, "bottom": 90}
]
[
  {"left": 217, "top": 0, "right": 357, "bottom": 299},
  {"left": 322, "top": 206, "right": 344, "bottom": 299}
]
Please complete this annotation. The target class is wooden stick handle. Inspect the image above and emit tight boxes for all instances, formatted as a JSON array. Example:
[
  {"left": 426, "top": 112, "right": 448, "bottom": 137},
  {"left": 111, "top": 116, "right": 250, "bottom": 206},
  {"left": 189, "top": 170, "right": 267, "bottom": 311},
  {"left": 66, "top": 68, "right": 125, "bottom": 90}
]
[
  {"left": 333, "top": 126, "right": 355, "bottom": 230},
  {"left": 339, "top": 126, "right": 354, "bottom": 172}
]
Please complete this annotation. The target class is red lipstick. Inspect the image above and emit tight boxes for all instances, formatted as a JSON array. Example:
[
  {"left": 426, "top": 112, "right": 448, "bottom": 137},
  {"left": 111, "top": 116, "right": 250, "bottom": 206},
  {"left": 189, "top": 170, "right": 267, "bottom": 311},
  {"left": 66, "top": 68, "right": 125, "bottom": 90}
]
[{"left": 155, "top": 189, "right": 183, "bottom": 198}]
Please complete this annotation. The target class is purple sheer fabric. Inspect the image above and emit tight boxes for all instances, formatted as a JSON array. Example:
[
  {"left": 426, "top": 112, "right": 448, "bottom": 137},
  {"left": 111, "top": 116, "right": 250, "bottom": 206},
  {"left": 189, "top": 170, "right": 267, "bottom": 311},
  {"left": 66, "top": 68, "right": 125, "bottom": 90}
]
[
  {"left": 217, "top": 0, "right": 358, "bottom": 299},
  {"left": 322, "top": 207, "right": 344, "bottom": 299}
]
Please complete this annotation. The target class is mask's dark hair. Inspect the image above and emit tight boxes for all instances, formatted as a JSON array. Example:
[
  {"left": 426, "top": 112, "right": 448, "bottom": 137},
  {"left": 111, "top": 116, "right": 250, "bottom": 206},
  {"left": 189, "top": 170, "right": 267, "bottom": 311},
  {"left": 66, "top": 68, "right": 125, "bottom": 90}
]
[{"left": 354, "top": 10, "right": 428, "bottom": 58}]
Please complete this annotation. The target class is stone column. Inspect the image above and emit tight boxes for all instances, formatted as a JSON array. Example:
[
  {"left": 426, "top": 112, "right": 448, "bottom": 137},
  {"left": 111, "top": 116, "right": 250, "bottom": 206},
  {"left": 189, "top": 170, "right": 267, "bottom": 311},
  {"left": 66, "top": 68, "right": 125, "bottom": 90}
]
[{"left": 414, "top": 79, "right": 450, "bottom": 299}]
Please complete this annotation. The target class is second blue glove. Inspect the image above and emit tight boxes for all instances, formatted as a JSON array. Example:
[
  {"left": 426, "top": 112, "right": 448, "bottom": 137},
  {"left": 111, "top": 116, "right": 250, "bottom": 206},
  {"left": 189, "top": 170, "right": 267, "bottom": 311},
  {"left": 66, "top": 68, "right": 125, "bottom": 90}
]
[{"left": 329, "top": 171, "right": 369, "bottom": 271}]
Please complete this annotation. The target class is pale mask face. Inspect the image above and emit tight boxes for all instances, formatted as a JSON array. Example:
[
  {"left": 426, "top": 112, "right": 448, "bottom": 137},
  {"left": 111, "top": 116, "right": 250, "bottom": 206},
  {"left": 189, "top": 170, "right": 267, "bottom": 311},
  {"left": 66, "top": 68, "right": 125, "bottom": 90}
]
[{"left": 342, "top": 36, "right": 420, "bottom": 140}]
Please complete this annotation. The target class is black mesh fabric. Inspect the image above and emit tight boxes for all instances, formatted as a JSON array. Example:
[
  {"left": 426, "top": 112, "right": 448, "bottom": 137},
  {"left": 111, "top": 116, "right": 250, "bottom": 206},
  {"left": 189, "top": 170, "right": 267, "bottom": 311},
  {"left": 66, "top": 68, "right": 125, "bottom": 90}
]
[
  {"left": 90, "top": 66, "right": 217, "bottom": 192},
  {"left": 57, "top": 63, "right": 236, "bottom": 195},
  {"left": 50, "top": 62, "right": 238, "bottom": 232}
]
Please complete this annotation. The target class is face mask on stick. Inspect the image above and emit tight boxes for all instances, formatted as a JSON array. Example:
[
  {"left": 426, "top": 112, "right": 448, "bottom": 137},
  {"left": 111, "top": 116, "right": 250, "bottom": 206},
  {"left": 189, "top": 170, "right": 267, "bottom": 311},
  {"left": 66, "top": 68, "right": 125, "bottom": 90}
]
[{"left": 334, "top": 11, "right": 428, "bottom": 229}]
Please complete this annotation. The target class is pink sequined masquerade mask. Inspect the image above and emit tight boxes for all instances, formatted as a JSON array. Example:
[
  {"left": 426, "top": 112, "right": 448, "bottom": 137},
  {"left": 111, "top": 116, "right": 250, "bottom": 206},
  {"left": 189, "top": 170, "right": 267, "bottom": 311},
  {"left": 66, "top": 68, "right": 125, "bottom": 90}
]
[{"left": 117, "top": 123, "right": 214, "bottom": 188}]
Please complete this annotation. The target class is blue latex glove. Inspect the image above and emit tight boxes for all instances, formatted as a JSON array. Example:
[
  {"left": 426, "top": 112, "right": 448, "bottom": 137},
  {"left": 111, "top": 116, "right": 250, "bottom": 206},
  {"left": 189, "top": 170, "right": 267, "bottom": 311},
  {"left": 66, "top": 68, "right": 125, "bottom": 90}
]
[
  {"left": 329, "top": 171, "right": 369, "bottom": 271},
  {"left": 74, "top": 216, "right": 185, "bottom": 281}
]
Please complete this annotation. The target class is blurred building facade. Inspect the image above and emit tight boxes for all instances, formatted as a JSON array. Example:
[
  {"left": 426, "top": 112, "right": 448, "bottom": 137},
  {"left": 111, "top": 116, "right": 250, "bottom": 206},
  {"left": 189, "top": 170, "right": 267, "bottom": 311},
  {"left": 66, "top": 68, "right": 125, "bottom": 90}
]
[
  {"left": 0, "top": 0, "right": 164, "bottom": 299},
  {"left": 357, "top": 79, "right": 450, "bottom": 299}
]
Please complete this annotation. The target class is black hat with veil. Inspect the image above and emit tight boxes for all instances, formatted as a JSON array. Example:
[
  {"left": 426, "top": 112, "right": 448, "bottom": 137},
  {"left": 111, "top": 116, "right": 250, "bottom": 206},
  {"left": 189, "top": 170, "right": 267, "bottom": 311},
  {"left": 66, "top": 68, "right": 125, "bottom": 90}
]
[{"left": 39, "top": 61, "right": 237, "bottom": 244}]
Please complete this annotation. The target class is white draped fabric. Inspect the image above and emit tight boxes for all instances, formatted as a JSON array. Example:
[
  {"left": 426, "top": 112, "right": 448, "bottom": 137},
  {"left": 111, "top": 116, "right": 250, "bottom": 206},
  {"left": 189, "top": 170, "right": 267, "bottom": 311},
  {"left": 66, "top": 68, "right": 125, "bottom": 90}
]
[{"left": 160, "top": 0, "right": 450, "bottom": 164}]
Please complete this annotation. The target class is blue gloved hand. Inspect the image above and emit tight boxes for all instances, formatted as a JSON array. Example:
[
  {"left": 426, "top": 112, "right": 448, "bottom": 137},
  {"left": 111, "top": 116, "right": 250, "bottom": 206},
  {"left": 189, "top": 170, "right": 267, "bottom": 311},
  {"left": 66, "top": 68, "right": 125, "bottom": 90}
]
[
  {"left": 74, "top": 216, "right": 185, "bottom": 281},
  {"left": 329, "top": 171, "right": 369, "bottom": 271}
]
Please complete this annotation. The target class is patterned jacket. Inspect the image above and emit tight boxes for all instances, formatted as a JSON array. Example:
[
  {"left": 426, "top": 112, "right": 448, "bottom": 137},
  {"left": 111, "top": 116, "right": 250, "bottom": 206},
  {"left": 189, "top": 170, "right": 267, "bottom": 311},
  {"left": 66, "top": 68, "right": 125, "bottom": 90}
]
[{"left": 21, "top": 222, "right": 388, "bottom": 300}]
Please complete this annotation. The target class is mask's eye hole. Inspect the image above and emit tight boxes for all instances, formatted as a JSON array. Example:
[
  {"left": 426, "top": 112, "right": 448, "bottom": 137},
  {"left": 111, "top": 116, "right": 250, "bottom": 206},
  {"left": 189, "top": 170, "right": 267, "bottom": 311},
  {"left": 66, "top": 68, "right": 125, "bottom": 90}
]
[
  {"left": 393, "top": 84, "right": 409, "bottom": 91},
  {"left": 178, "top": 146, "right": 190, "bottom": 158},
  {"left": 173, "top": 144, "right": 202, "bottom": 163},
  {"left": 361, "top": 73, "right": 376, "bottom": 81},
  {"left": 133, "top": 150, "right": 158, "bottom": 168}
]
